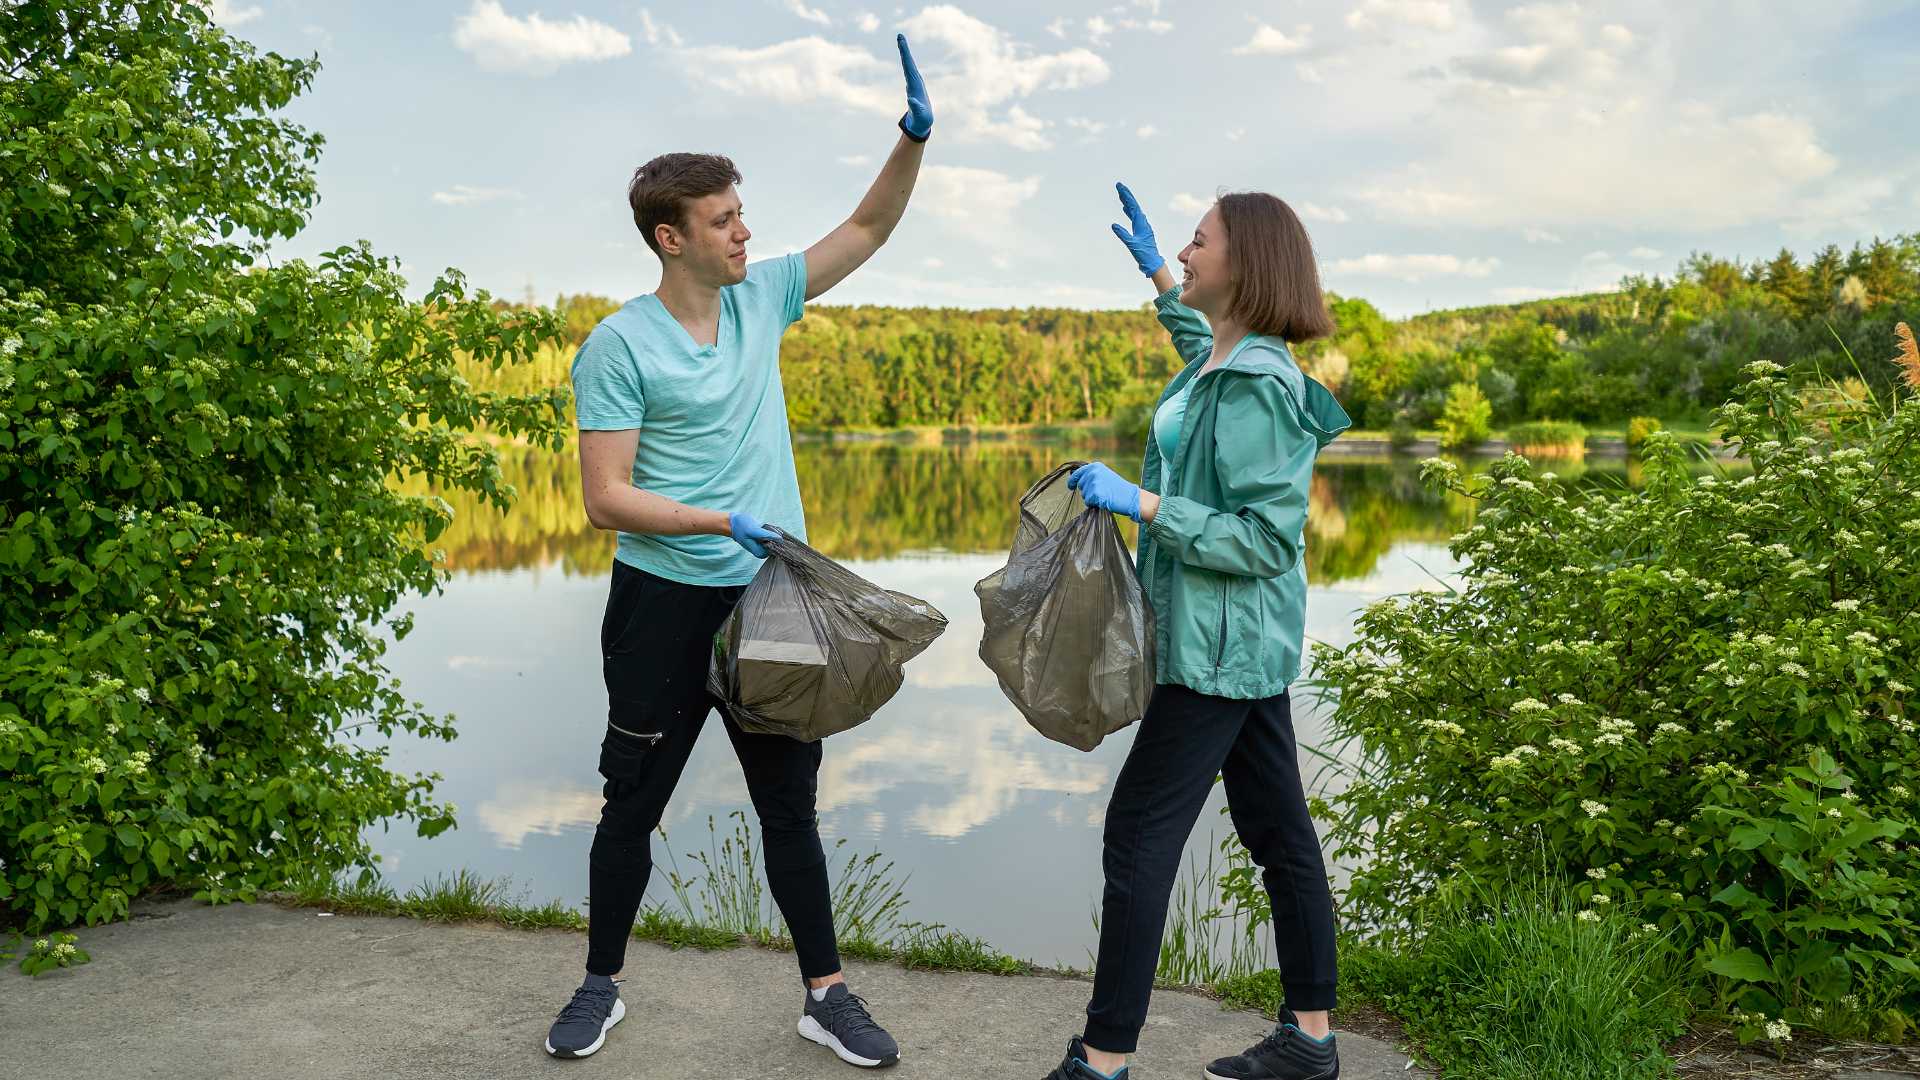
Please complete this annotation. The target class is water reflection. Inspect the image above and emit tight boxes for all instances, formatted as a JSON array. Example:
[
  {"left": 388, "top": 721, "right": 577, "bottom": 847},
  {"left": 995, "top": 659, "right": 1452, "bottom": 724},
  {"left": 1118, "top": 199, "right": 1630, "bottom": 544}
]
[
  {"left": 421, "top": 441, "right": 1497, "bottom": 583},
  {"left": 373, "top": 443, "right": 1713, "bottom": 963}
]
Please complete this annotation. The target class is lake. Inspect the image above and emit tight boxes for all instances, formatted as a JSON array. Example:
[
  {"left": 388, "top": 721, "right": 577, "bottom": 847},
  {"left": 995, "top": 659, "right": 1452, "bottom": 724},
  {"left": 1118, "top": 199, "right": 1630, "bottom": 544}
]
[{"left": 370, "top": 441, "right": 1646, "bottom": 967}]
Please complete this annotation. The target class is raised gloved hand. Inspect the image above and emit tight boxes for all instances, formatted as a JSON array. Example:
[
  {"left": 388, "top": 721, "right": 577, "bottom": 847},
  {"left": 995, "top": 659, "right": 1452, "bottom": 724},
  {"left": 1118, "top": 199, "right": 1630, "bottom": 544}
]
[
  {"left": 1068, "top": 462, "right": 1143, "bottom": 523},
  {"left": 728, "top": 511, "right": 778, "bottom": 558},
  {"left": 1109, "top": 182, "right": 1164, "bottom": 277},
  {"left": 897, "top": 34, "right": 933, "bottom": 142}
]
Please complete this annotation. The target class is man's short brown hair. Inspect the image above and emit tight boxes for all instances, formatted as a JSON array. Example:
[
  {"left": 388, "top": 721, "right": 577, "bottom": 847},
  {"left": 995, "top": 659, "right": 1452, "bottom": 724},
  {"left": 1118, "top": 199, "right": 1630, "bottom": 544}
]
[
  {"left": 627, "top": 153, "right": 743, "bottom": 257},
  {"left": 1217, "top": 192, "right": 1336, "bottom": 345}
]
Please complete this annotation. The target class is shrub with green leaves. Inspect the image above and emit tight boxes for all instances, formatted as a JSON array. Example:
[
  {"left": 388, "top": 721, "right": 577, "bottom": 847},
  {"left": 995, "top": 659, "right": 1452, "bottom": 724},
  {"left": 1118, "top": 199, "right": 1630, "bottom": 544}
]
[
  {"left": 0, "top": 2, "right": 568, "bottom": 931},
  {"left": 1310, "top": 354, "right": 1919, "bottom": 1037},
  {"left": 1504, "top": 420, "right": 1587, "bottom": 456},
  {"left": 1626, "top": 415, "right": 1664, "bottom": 451},
  {"left": 1438, "top": 381, "right": 1492, "bottom": 450}
]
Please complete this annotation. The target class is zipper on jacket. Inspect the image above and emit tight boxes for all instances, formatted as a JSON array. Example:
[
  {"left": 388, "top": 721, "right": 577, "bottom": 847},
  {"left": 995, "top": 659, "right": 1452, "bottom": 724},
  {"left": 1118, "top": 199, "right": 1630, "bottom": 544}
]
[
  {"left": 1212, "top": 579, "right": 1229, "bottom": 669},
  {"left": 607, "top": 720, "right": 664, "bottom": 745}
]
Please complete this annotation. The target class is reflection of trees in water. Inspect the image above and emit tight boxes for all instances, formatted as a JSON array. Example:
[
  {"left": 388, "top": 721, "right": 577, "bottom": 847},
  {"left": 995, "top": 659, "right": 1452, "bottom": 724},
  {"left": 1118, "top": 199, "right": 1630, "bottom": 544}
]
[{"left": 411, "top": 445, "right": 1704, "bottom": 582}]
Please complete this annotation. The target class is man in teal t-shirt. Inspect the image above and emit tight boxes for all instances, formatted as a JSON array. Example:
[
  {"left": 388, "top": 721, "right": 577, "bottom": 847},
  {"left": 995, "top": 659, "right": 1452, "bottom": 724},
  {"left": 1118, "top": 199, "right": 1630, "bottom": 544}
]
[{"left": 543, "top": 35, "right": 932, "bottom": 1071}]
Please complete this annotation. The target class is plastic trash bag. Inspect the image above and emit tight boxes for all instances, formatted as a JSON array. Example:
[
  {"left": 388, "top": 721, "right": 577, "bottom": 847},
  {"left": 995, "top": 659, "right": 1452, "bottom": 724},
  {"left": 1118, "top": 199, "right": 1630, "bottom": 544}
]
[
  {"left": 709, "top": 528, "right": 948, "bottom": 742},
  {"left": 974, "top": 462, "right": 1156, "bottom": 751}
]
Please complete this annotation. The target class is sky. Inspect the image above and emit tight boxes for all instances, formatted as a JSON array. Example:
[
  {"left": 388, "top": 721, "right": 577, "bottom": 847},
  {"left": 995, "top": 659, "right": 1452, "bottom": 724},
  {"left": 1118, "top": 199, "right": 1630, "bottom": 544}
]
[{"left": 205, "top": 0, "right": 1919, "bottom": 317}]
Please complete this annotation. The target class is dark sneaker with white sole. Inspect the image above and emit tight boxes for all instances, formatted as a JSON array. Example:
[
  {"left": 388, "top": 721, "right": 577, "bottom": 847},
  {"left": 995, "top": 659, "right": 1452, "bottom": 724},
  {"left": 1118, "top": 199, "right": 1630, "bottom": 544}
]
[
  {"left": 799, "top": 982, "right": 899, "bottom": 1068},
  {"left": 1204, "top": 1009, "right": 1339, "bottom": 1080},
  {"left": 544, "top": 975, "right": 626, "bottom": 1059},
  {"left": 1044, "top": 1036, "right": 1127, "bottom": 1079}
]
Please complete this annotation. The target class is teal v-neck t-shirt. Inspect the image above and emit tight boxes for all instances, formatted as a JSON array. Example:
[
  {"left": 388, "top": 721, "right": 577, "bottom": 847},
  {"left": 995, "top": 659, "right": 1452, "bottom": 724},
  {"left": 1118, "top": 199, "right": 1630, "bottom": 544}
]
[{"left": 569, "top": 253, "right": 809, "bottom": 586}]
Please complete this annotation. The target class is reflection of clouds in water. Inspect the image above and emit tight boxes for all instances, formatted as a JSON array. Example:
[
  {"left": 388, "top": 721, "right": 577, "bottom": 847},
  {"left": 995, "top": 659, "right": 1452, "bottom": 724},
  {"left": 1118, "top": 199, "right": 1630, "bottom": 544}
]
[
  {"left": 819, "top": 703, "right": 1109, "bottom": 839},
  {"left": 475, "top": 780, "right": 602, "bottom": 848}
]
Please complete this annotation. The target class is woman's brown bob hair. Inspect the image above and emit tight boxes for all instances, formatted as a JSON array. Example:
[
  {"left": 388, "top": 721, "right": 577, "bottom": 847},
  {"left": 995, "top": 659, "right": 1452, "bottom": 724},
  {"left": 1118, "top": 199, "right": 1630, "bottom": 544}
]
[{"left": 1215, "top": 192, "right": 1335, "bottom": 345}]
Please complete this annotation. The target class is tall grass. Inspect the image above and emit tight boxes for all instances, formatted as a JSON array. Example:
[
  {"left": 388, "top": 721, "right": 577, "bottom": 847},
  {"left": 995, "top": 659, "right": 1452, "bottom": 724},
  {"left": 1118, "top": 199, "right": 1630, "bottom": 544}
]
[{"left": 1343, "top": 875, "right": 1690, "bottom": 1080}]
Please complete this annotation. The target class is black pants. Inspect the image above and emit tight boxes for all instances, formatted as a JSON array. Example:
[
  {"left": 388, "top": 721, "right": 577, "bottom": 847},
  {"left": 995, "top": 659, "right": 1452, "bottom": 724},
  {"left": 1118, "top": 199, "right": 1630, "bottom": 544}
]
[
  {"left": 1084, "top": 682, "right": 1338, "bottom": 1053},
  {"left": 585, "top": 560, "right": 841, "bottom": 979}
]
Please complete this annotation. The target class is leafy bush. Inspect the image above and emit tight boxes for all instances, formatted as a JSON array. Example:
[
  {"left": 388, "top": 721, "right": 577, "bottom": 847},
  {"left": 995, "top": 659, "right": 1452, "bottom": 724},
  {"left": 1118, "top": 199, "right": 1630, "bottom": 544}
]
[
  {"left": 1438, "top": 381, "right": 1493, "bottom": 449},
  {"left": 1309, "top": 350, "right": 1920, "bottom": 1038},
  {"left": 0, "top": 2, "right": 567, "bottom": 931},
  {"left": 1504, "top": 420, "right": 1588, "bottom": 456},
  {"left": 1388, "top": 414, "right": 1420, "bottom": 451},
  {"left": 1626, "top": 416, "right": 1664, "bottom": 451}
]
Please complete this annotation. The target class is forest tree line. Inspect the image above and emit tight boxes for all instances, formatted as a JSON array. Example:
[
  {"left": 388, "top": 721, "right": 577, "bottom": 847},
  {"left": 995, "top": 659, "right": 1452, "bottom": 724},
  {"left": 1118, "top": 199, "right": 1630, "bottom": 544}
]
[{"left": 478, "top": 235, "right": 1920, "bottom": 432}]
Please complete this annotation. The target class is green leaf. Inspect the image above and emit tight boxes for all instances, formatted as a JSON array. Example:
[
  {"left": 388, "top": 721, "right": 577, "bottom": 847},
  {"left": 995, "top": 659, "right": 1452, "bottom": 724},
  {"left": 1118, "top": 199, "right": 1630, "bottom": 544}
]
[{"left": 1706, "top": 948, "right": 1775, "bottom": 983}]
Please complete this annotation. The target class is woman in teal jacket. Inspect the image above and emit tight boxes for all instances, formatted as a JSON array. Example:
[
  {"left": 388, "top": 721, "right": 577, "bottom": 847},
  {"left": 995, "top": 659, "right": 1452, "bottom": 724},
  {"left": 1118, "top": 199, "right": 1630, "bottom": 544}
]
[{"left": 1043, "top": 184, "right": 1351, "bottom": 1080}]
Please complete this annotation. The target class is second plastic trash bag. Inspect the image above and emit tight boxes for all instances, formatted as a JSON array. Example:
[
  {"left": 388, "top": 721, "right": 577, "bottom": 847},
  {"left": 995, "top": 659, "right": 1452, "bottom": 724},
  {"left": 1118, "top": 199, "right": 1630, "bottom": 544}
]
[
  {"left": 975, "top": 462, "right": 1156, "bottom": 751},
  {"left": 709, "top": 527, "right": 948, "bottom": 742}
]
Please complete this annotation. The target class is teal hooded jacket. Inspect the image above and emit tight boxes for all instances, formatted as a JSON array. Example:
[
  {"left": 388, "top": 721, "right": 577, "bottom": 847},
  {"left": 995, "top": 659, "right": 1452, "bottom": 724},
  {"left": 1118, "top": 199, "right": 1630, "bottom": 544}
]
[{"left": 1136, "top": 286, "right": 1352, "bottom": 699}]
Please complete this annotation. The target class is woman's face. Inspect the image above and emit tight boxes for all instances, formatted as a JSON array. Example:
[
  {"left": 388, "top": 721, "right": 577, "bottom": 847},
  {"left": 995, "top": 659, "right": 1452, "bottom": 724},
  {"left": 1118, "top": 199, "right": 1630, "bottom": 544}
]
[{"left": 1176, "top": 205, "right": 1230, "bottom": 316}]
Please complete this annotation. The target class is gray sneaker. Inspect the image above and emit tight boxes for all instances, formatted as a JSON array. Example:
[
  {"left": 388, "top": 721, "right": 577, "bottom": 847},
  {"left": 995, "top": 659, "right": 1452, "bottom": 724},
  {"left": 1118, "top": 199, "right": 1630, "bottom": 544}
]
[
  {"left": 798, "top": 982, "right": 900, "bottom": 1068},
  {"left": 544, "top": 975, "right": 626, "bottom": 1059}
]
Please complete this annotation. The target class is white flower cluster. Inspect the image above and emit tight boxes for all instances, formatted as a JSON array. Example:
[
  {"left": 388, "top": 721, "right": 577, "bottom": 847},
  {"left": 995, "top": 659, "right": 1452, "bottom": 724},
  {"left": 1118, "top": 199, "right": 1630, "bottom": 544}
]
[
  {"left": 1581, "top": 799, "right": 1609, "bottom": 818},
  {"left": 1586, "top": 867, "right": 1608, "bottom": 880},
  {"left": 1549, "top": 737, "right": 1583, "bottom": 754},
  {"left": 1654, "top": 722, "right": 1687, "bottom": 737},
  {"left": 1490, "top": 745, "right": 1541, "bottom": 771},
  {"left": 1419, "top": 719, "right": 1466, "bottom": 737},
  {"left": 1511, "top": 698, "right": 1550, "bottom": 714}
]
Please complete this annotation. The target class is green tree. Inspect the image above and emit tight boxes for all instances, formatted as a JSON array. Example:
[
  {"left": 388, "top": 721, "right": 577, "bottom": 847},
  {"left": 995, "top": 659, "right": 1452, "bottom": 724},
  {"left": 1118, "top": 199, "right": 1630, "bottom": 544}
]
[
  {"left": 0, "top": 2, "right": 567, "bottom": 930},
  {"left": 1437, "top": 382, "right": 1492, "bottom": 449}
]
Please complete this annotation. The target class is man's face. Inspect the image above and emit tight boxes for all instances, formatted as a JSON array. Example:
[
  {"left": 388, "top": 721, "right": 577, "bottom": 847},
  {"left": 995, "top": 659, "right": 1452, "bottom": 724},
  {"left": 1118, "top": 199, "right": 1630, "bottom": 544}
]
[{"left": 662, "top": 186, "right": 751, "bottom": 285}]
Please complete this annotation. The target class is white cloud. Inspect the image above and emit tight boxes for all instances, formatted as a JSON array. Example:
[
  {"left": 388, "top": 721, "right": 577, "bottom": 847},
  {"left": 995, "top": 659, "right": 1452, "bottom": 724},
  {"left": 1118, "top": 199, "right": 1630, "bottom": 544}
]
[
  {"left": 1169, "top": 192, "right": 1213, "bottom": 215},
  {"left": 901, "top": 5, "right": 1111, "bottom": 150},
  {"left": 199, "top": 0, "right": 263, "bottom": 26},
  {"left": 1136, "top": 124, "right": 1159, "bottom": 138},
  {"left": 639, "top": 9, "right": 683, "bottom": 47},
  {"left": 1086, "top": 16, "right": 1114, "bottom": 46},
  {"left": 1295, "top": 201, "right": 1349, "bottom": 223},
  {"left": 923, "top": 257, "right": 945, "bottom": 268},
  {"left": 916, "top": 165, "right": 1042, "bottom": 232},
  {"left": 1328, "top": 253, "right": 1499, "bottom": 281},
  {"left": 1347, "top": 0, "right": 1458, "bottom": 32},
  {"left": 452, "top": 1, "right": 632, "bottom": 75},
  {"left": 1233, "top": 23, "right": 1311, "bottom": 56},
  {"left": 837, "top": 154, "right": 873, "bottom": 166},
  {"left": 782, "top": 0, "right": 831, "bottom": 27},
  {"left": 1066, "top": 116, "right": 1108, "bottom": 138},
  {"left": 1600, "top": 23, "right": 1633, "bottom": 47},
  {"left": 1354, "top": 182, "right": 1485, "bottom": 219},
  {"left": 685, "top": 9, "right": 1106, "bottom": 151},
  {"left": 431, "top": 184, "right": 524, "bottom": 206},
  {"left": 856, "top": 12, "right": 881, "bottom": 33},
  {"left": 1226, "top": 127, "right": 1246, "bottom": 141},
  {"left": 1629, "top": 246, "right": 1663, "bottom": 260},
  {"left": 1581, "top": 250, "right": 1614, "bottom": 264},
  {"left": 1045, "top": 17, "right": 1069, "bottom": 39},
  {"left": 680, "top": 36, "right": 895, "bottom": 113},
  {"left": 1524, "top": 227, "right": 1563, "bottom": 244}
]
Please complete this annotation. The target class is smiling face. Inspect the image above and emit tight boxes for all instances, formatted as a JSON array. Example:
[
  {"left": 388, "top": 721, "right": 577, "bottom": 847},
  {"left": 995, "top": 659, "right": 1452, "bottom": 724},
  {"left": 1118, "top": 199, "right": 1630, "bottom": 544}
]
[
  {"left": 1176, "top": 205, "right": 1232, "bottom": 317},
  {"left": 658, "top": 186, "right": 750, "bottom": 286}
]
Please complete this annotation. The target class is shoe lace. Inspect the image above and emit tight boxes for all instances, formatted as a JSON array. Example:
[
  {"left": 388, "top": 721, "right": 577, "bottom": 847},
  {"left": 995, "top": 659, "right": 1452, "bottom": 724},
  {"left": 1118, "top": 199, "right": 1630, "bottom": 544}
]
[
  {"left": 558, "top": 982, "right": 616, "bottom": 1025},
  {"left": 824, "top": 990, "right": 884, "bottom": 1038},
  {"left": 1251, "top": 1022, "right": 1299, "bottom": 1058}
]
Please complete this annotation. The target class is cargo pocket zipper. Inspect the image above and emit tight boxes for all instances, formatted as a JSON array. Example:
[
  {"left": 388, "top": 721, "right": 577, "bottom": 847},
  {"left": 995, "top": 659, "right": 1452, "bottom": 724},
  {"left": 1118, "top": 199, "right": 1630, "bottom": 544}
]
[
  {"left": 1212, "top": 580, "right": 1229, "bottom": 670},
  {"left": 607, "top": 720, "right": 663, "bottom": 745}
]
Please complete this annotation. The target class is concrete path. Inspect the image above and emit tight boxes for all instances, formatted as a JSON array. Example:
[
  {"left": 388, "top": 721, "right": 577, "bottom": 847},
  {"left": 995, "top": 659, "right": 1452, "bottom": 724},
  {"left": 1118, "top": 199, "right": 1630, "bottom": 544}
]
[{"left": 1, "top": 899, "right": 1425, "bottom": 1080}]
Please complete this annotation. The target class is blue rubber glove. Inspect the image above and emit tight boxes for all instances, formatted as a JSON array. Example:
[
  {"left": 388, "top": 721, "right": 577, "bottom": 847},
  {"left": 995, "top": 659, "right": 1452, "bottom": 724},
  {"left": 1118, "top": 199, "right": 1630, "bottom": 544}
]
[
  {"left": 728, "top": 511, "right": 778, "bottom": 558},
  {"left": 1067, "top": 462, "right": 1143, "bottom": 523},
  {"left": 897, "top": 34, "right": 933, "bottom": 142},
  {"left": 1110, "top": 182, "right": 1164, "bottom": 277}
]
